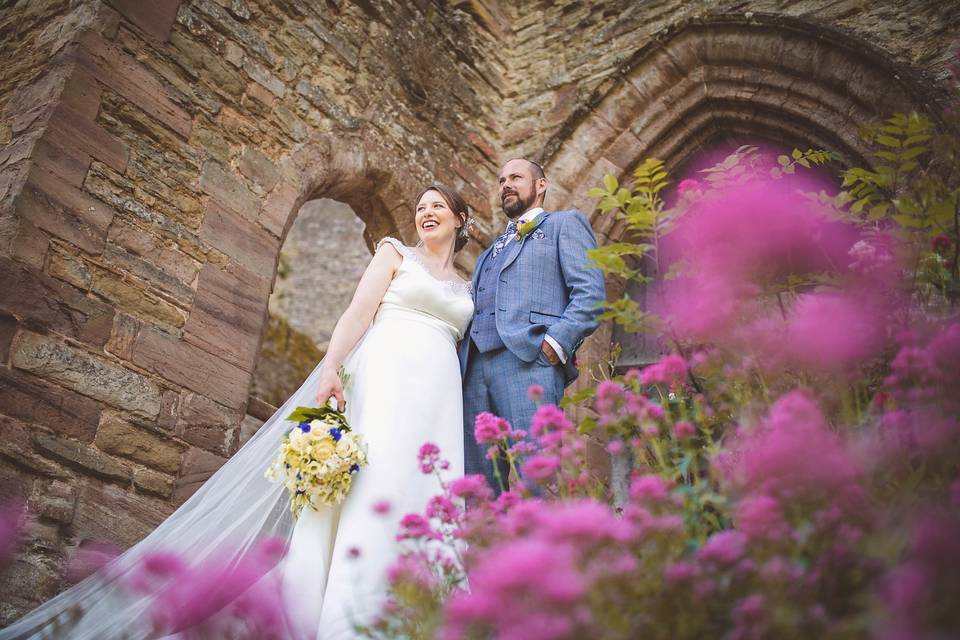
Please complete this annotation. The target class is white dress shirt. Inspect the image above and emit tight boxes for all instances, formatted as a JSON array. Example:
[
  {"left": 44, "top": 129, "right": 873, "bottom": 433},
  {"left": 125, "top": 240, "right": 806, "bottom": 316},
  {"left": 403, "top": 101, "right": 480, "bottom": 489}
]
[{"left": 504, "top": 207, "right": 567, "bottom": 364}]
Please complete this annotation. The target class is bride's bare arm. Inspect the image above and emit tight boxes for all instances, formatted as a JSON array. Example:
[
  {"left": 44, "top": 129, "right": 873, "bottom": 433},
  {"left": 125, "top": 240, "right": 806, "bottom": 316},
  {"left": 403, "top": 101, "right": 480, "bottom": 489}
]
[{"left": 315, "top": 243, "right": 402, "bottom": 409}]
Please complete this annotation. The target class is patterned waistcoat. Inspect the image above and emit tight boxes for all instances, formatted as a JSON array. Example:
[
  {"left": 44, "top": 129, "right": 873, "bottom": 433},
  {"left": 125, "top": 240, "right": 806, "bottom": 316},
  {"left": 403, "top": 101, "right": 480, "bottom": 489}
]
[{"left": 469, "top": 246, "right": 507, "bottom": 353}]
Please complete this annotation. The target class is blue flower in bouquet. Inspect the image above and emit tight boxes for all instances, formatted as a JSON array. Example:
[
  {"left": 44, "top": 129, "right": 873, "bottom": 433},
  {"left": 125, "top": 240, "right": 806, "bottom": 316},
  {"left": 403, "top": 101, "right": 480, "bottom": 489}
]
[
  {"left": 350, "top": 464, "right": 360, "bottom": 473},
  {"left": 299, "top": 422, "right": 311, "bottom": 432},
  {"left": 329, "top": 428, "right": 342, "bottom": 442}
]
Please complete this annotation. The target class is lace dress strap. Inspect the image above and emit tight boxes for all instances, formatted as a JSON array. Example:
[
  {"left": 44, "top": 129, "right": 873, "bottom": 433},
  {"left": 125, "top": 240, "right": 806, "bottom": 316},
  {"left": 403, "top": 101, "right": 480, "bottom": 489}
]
[{"left": 376, "top": 236, "right": 413, "bottom": 259}]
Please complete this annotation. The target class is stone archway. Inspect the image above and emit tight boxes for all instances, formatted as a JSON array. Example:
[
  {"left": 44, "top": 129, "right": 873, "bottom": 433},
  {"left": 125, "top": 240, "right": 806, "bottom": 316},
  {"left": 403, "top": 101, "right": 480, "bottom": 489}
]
[
  {"left": 535, "top": 13, "right": 951, "bottom": 373},
  {"left": 540, "top": 14, "right": 946, "bottom": 227}
]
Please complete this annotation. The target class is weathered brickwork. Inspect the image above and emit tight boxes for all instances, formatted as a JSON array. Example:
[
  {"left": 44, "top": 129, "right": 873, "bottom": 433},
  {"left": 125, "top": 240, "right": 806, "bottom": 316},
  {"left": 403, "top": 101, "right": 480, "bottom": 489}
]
[{"left": 0, "top": 0, "right": 957, "bottom": 620}]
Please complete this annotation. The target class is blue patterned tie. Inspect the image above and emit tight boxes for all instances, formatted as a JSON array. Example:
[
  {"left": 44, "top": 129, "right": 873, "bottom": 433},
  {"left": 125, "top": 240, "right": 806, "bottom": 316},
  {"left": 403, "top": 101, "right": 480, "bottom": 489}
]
[{"left": 491, "top": 221, "right": 518, "bottom": 258}]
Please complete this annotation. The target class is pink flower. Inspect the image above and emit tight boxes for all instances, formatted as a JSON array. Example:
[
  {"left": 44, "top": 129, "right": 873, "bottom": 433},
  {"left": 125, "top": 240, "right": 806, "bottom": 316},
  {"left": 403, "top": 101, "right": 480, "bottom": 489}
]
[
  {"left": 606, "top": 440, "right": 624, "bottom": 455},
  {"left": 397, "top": 513, "right": 438, "bottom": 541},
  {"left": 527, "top": 384, "right": 545, "bottom": 401},
  {"left": 417, "top": 442, "right": 444, "bottom": 474},
  {"left": 426, "top": 495, "right": 461, "bottom": 524},
  {"left": 595, "top": 380, "right": 626, "bottom": 415},
  {"left": 372, "top": 499, "right": 392, "bottom": 515},
  {"left": 138, "top": 537, "right": 288, "bottom": 635},
  {"left": 449, "top": 475, "right": 493, "bottom": 501},
  {"left": 388, "top": 554, "right": 438, "bottom": 589},
  {"left": 442, "top": 539, "right": 586, "bottom": 640},
  {"left": 735, "top": 494, "right": 788, "bottom": 540},
  {"left": 664, "top": 561, "right": 698, "bottom": 584},
  {"left": 677, "top": 178, "right": 702, "bottom": 195},
  {"left": 629, "top": 474, "right": 669, "bottom": 503},
  {"left": 530, "top": 404, "right": 573, "bottom": 438},
  {"left": 65, "top": 541, "right": 121, "bottom": 584},
  {"left": 697, "top": 530, "right": 746, "bottom": 566},
  {"left": 780, "top": 292, "right": 885, "bottom": 372},
  {"left": 521, "top": 455, "right": 560, "bottom": 481},
  {"left": 474, "top": 412, "right": 510, "bottom": 445},
  {"left": 640, "top": 354, "right": 688, "bottom": 386},
  {"left": 673, "top": 421, "right": 696, "bottom": 440},
  {"left": 724, "top": 391, "right": 864, "bottom": 511},
  {"left": 347, "top": 546, "right": 361, "bottom": 559}
]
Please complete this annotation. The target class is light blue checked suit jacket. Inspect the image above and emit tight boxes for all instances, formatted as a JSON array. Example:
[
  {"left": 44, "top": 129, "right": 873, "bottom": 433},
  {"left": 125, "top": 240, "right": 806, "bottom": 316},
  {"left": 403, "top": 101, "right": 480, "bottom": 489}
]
[{"left": 458, "top": 209, "right": 606, "bottom": 386}]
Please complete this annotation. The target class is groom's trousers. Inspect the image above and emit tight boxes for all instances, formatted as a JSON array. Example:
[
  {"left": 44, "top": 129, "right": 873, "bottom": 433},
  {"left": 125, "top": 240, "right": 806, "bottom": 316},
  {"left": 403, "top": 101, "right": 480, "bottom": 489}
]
[{"left": 462, "top": 341, "right": 566, "bottom": 493}]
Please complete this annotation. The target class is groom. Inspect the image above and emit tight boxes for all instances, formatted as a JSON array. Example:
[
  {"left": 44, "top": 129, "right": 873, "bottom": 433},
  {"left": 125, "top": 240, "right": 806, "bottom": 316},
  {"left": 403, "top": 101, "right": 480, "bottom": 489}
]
[{"left": 460, "top": 158, "right": 606, "bottom": 491}]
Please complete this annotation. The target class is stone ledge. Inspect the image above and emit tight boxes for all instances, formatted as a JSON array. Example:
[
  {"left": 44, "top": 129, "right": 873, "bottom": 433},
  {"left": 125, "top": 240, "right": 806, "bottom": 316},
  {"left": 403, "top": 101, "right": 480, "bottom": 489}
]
[
  {"left": 11, "top": 331, "right": 162, "bottom": 419},
  {"left": 32, "top": 432, "right": 130, "bottom": 484}
]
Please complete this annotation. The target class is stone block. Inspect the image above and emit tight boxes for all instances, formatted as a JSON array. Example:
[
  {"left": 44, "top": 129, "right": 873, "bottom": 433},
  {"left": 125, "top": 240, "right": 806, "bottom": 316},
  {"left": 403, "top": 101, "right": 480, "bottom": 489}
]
[
  {"left": 199, "top": 200, "right": 279, "bottom": 279},
  {"left": 9, "top": 220, "right": 49, "bottom": 271},
  {"left": 177, "top": 392, "right": 241, "bottom": 456},
  {"left": 157, "top": 389, "right": 179, "bottom": 431},
  {"left": 104, "top": 312, "right": 142, "bottom": 361},
  {"left": 238, "top": 413, "right": 264, "bottom": 448},
  {"left": 100, "top": 245, "right": 195, "bottom": 307},
  {"left": 0, "top": 457, "right": 34, "bottom": 501},
  {"left": 32, "top": 432, "right": 130, "bottom": 483},
  {"left": 17, "top": 165, "right": 115, "bottom": 255},
  {"left": 0, "top": 314, "right": 16, "bottom": 364},
  {"left": 107, "top": 0, "right": 181, "bottom": 41},
  {"left": 242, "top": 58, "right": 285, "bottom": 98},
  {"left": 89, "top": 265, "right": 188, "bottom": 330},
  {"left": 183, "top": 263, "right": 269, "bottom": 373},
  {"left": 258, "top": 181, "right": 299, "bottom": 238},
  {"left": 29, "top": 480, "right": 77, "bottom": 525},
  {"left": 11, "top": 332, "right": 161, "bottom": 419},
  {"left": 106, "top": 217, "right": 201, "bottom": 286},
  {"left": 47, "top": 102, "right": 128, "bottom": 174},
  {"left": 272, "top": 104, "right": 308, "bottom": 142},
  {"left": 130, "top": 327, "right": 251, "bottom": 409},
  {"left": 0, "top": 554, "right": 62, "bottom": 623},
  {"left": 173, "top": 446, "right": 227, "bottom": 504},
  {"left": 73, "top": 481, "right": 173, "bottom": 548},
  {"left": 58, "top": 65, "right": 102, "bottom": 121},
  {"left": 94, "top": 411, "right": 183, "bottom": 474},
  {"left": 133, "top": 467, "right": 174, "bottom": 498},
  {"left": 0, "top": 435, "right": 69, "bottom": 480},
  {"left": 47, "top": 245, "right": 92, "bottom": 290},
  {"left": 199, "top": 160, "right": 260, "bottom": 221},
  {"left": 237, "top": 147, "right": 281, "bottom": 191},
  {"left": 0, "top": 368, "right": 101, "bottom": 443},
  {"left": 76, "top": 31, "right": 192, "bottom": 139}
]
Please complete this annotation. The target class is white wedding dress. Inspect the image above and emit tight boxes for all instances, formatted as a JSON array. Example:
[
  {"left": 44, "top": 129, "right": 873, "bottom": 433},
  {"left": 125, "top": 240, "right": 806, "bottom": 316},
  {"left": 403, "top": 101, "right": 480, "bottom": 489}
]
[
  {"left": 0, "top": 237, "right": 473, "bottom": 640},
  {"left": 283, "top": 237, "right": 473, "bottom": 638}
]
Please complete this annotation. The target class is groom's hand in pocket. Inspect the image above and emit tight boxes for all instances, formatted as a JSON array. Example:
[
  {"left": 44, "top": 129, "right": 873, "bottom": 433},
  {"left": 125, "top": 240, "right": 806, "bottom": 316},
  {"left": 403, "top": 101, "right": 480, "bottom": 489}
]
[{"left": 540, "top": 339, "right": 561, "bottom": 365}]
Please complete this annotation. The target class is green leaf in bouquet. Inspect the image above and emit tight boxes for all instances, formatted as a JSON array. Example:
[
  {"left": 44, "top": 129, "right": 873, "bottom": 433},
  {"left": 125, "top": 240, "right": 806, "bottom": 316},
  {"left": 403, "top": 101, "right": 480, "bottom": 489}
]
[{"left": 286, "top": 405, "right": 350, "bottom": 430}]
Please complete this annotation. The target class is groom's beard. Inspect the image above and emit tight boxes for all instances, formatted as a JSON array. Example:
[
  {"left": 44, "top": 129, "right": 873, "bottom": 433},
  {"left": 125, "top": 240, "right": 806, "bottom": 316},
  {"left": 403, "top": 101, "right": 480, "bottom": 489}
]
[{"left": 501, "top": 188, "right": 536, "bottom": 218}]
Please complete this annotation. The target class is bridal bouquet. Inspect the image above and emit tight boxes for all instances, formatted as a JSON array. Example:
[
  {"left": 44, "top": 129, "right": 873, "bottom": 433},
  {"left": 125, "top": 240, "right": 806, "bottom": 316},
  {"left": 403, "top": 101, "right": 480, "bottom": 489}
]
[{"left": 265, "top": 405, "right": 368, "bottom": 519}]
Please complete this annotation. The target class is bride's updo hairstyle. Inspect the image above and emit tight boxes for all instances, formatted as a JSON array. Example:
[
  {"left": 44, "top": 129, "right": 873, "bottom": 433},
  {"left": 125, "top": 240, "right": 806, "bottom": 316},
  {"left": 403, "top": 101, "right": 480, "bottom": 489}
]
[{"left": 415, "top": 183, "right": 471, "bottom": 252}]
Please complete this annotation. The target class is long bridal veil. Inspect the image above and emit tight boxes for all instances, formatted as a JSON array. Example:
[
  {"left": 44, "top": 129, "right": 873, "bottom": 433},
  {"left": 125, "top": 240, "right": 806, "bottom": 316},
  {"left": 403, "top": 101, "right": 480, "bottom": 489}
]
[{"left": 0, "top": 358, "right": 334, "bottom": 639}]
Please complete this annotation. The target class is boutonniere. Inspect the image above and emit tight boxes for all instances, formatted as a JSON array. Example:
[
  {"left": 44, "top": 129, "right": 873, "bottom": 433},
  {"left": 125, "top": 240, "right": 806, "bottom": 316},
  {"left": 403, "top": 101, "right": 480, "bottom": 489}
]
[{"left": 516, "top": 213, "right": 547, "bottom": 241}]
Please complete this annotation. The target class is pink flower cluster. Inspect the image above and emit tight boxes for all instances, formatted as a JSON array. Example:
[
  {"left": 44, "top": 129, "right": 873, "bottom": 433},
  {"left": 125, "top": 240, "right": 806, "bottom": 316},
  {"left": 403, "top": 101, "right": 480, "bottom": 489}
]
[
  {"left": 657, "top": 178, "right": 892, "bottom": 375},
  {"left": 125, "top": 537, "right": 291, "bottom": 639},
  {"left": 417, "top": 442, "right": 449, "bottom": 474}
]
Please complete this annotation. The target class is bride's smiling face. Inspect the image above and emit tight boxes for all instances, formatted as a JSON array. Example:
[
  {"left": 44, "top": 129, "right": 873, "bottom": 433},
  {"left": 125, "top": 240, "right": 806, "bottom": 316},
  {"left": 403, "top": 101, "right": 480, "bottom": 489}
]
[{"left": 415, "top": 189, "right": 460, "bottom": 246}]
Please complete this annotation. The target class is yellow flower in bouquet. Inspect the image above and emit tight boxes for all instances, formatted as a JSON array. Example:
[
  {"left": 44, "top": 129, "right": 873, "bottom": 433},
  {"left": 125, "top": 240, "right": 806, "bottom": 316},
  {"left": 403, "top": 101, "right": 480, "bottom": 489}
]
[{"left": 265, "top": 405, "right": 368, "bottom": 519}]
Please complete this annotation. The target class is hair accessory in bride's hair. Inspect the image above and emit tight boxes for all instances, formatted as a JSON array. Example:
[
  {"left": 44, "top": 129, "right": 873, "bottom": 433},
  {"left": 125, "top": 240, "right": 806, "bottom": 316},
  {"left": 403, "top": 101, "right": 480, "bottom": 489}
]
[{"left": 459, "top": 216, "right": 476, "bottom": 239}]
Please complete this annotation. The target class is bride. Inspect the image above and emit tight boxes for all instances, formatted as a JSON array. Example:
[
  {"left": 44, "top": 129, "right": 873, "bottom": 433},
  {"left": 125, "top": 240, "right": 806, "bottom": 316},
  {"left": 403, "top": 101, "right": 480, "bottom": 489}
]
[{"left": 0, "top": 184, "right": 474, "bottom": 639}]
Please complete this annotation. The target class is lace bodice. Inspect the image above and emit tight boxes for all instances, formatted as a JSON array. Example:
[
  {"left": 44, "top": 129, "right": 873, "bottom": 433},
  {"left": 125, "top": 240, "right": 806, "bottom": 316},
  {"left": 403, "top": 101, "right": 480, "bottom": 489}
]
[{"left": 375, "top": 237, "right": 474, "bottom": 340}]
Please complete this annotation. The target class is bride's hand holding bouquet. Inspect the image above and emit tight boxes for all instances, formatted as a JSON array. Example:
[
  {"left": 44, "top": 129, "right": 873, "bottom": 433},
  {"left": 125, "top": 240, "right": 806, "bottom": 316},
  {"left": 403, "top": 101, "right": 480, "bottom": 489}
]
[{"left": 315, "top": 364, "right": 345, "bottom": 412}]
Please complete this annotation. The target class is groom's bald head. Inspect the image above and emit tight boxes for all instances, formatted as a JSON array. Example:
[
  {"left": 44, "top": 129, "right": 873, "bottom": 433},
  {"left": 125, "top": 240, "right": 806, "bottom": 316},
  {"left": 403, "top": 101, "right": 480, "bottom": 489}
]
[{"left": 498, "top": 158, "right": 547, "bottom": 218}]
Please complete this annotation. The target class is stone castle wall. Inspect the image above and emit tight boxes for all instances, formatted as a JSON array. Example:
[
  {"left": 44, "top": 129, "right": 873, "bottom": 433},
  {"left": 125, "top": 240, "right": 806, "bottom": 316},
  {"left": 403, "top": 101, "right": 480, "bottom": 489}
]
[{"left": 0, "top": 0, "right": 956, "bottom": 620}]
